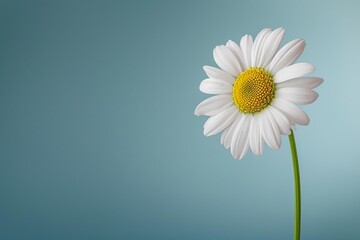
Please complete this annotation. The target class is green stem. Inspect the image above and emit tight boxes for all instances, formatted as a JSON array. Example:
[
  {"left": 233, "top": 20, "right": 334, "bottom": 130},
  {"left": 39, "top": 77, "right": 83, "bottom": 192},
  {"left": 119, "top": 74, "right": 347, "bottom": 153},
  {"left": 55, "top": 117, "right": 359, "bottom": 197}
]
[{"left": 289, "top": 130, "right": 301, "bottom": 240}]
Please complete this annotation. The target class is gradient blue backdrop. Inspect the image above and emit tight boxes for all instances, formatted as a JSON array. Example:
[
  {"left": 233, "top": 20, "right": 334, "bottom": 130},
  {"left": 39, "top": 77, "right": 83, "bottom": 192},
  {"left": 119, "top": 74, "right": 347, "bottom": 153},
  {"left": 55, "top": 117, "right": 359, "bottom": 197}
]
[{"left": 1, "top": 0, "right": 359, "bottom": 239}]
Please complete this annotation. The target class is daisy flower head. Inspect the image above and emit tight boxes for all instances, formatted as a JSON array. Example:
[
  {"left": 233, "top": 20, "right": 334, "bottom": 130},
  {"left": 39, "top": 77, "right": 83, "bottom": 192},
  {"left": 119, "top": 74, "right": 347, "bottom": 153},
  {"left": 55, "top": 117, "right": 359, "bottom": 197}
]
[{"left": 195, "top": 28, "right": 323, "bottom": 160}]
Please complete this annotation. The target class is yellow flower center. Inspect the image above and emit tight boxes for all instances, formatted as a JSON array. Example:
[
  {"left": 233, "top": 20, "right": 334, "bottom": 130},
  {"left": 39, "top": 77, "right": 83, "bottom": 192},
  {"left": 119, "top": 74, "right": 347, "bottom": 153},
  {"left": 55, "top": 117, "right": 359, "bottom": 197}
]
[{"left": 232, "top": 67, "right": 275, "bottom": 114}]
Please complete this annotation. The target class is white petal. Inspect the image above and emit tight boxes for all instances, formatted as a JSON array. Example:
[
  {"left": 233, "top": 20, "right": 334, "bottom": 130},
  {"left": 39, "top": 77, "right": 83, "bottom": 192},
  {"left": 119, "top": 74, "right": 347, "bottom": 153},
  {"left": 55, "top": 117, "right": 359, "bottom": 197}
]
[
  {"left": 236, "top": 138, "right": 249, "bottom": 160},
  {"left": 199, "top": 78, "right": 232, "bottom": 94},
  {"left": 226, "top": 40, "right": 247, "bottom": 72},
  {"left": 268, "top": 106, "right": 292, "bottom": 135},
  {"left": 272, "top": 98, "right": 310, "bottom": 126},
  {"left": 274, "top": 63, "right": 315, "bottom": 83},
  {"left": 221, "top": 125, "right": 231, "bottom": 149},
  {"left": 203, "top": 66, "right": 235, "bottom": 84},
  {"left": 213, "top": 45, "right": 242, "bottom": 77},
  {"left": 230, "top": 115, "right": 251, "bottom": 160},
  {"left": 240, "top": 34, "right": 253, "bottom": 68},
  {"left": 251, "top": 28, "right": 272, "bottom": 67},
  {"left": 269, "top": 39, "right": 306, "bottom": 74},
  {"left": 277, "top": 87, "right": 319, "bottom": 105},
  {"left": 260, "top": 110, "right": 281, "bottom": 149},
  {"left": 194, "top": 95, "right": 233, "bottom": 116},
  {"left": 221, "top": 113, "right": 243, "bottom": 149},
  {"left": 261, "top": 28, "right": 285, "bottom": 68},
  {"left": 249, "top": 115, "right": 264, "bottom": 156},
  {"left": 259, "top": 28, "right": 285, "bottom": 68},
  {"left": 276, "top": 77, "right": 324, "bottom": 89},
  {"left": 203, "top": 106, "right": 238, "bottom": 136}
]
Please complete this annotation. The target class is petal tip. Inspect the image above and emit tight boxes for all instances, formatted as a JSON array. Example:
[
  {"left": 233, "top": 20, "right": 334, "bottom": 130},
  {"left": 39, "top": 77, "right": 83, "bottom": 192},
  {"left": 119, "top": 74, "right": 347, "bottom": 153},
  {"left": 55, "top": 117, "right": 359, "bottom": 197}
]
[
  {"left": 203, "top": 128, "right": 212, "bottom": 137},
  {"left": 194, "top": 108, "right": 200, "bottom": 116}
]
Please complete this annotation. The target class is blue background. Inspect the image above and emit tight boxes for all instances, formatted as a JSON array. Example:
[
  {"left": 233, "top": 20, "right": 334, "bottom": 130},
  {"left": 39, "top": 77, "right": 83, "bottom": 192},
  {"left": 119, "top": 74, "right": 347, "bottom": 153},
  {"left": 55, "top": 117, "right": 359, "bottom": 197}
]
[{"left": 0, "top": 0, "right": 359, "bottom": 239}]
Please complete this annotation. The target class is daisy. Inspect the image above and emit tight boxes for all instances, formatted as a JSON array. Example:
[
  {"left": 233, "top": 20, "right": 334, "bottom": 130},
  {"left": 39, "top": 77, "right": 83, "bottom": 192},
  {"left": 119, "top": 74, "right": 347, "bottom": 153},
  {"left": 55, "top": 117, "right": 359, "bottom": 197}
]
[{"left": 195, "top": 28, "right": 323, "bottom": 160}]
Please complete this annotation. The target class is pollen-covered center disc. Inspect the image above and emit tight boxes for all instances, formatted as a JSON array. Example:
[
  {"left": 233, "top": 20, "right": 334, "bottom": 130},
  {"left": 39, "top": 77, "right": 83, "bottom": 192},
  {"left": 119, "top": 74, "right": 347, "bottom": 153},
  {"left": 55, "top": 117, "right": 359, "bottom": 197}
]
[{"left": 232, "top": 67, "right": 275, "bottom": 114}]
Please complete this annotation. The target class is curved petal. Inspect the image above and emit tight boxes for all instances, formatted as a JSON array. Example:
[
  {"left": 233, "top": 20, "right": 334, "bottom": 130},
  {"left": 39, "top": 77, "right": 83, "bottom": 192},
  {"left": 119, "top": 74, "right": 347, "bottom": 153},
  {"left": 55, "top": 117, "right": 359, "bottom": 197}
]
[
  {"left": 259, "top": 27, "right": 285, "bottom": 68},
  {"left": 271, "top": 98, "right": 310, "bottom": 126},
  {"left": 203, "top": 66, "right": 235, "bottom": 84},
  {"left": 199, "top": 78, "right": 232, "bottom": 94},
  {"left": 213, "top": 45, "right": 242, "bottom": 77},
  {"left": 194, "top": 95, "right": 233, "bottom": 116},
  {"left": 221, "top": 112, "right": 243, "bottom": 149},
  {"left": 240, "top": 34, "right": 253, "bottom": 68},
  {"left": 226, "top": 40, "right": 247, "bottom": 72},
  {"left": 268, "top": 106, "right": 292, "bottom": 135},
  {"left": 269, "top": 39, "right": 306, "bottom": 74},
  {"left": 236, "top": 138, "right": 249, "bottom": 160},
  {"left": 276, "top": 77, "right": 324, "bottom": 89},
  {"left": 249, "top": 114, "right": 264, "bottom": 155},
  {"left": 261, "top": 110, "right": 281, "bottom": 149},
  {"left": 203, "top": 106, "right": 238, "bottom": 136},
  {"left": 251, "top": 28, "right": 272, "bottom": 67},
  {"left": 274, "top": 63, "right": 315, "bottom": 83},
  {"left": 277, "top": 87, "right": 319, "bottom": 105},
  {"left": 230, "top": 114, "right": 251, "bottom": 160}
]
